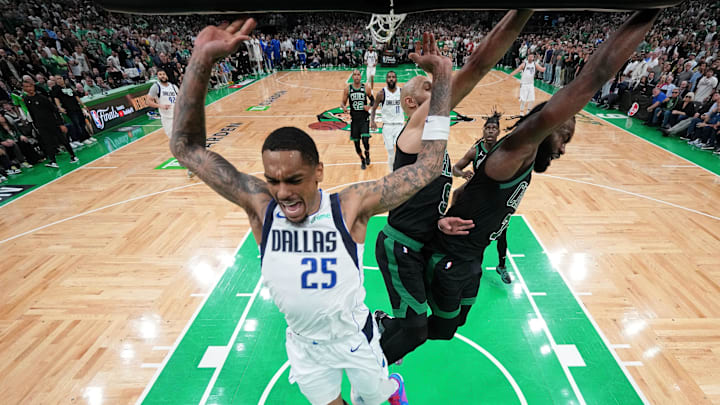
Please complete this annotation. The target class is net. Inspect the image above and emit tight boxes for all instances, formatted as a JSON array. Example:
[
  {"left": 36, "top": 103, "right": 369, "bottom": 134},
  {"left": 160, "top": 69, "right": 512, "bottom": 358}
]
[
  {"left": 367, "top": 12, "right": 406, "bottom": 43},
  {"left": 366, "top": 0, "right": 406, "bottom": 44}
]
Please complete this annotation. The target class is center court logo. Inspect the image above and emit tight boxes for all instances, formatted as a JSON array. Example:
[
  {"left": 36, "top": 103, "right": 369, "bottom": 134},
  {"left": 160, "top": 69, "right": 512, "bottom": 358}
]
[{"left": 311, "top": 107, "right": 471, "bottom": 132}]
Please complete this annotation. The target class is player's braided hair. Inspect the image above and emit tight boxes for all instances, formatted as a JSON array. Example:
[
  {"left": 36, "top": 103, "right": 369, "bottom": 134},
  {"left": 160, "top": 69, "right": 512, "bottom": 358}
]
[{"left": 484, "top": 106, "right": 503, "bottom": 127}]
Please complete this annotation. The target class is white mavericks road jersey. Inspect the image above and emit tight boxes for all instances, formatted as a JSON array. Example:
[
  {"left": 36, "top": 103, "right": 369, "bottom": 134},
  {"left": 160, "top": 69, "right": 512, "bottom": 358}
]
[
  {"left": 260, "top": 191, "right": 370, "bottom": 341},
  {"left": 150, "top": 82, "right": 179, "bottom": 118},
  {"left": 365, "top": 51, "right": 377, "bottom": 67},
  {"left": 521, "top": 61, "right": 536, "bottom": 85},
  {"left": 381, "top": 87, "right": 403, "bottom": 124}
]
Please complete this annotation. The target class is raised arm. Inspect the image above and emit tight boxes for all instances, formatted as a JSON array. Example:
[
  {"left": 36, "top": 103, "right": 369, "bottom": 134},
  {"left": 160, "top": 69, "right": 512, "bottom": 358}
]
[
  {"left": 507, "top": 62, "right": 525, "bottom": 78},
  {"left": 170, "top": 19, "right": 272, "bottom": 236},
  {"left": 452, "top": 10, "right": 534, "bottom": 107},
  {"left": 508, "top": 10, "right": 661, "bottom": 147},
  {"left": 370, "top": 88, "right": 385, "bottom": 131},
  {"left": 399, "top": 10, "right": 534, "bottom": 155},
  {"left": 339, "top": 33, "right": 452, "bottom": 237}
]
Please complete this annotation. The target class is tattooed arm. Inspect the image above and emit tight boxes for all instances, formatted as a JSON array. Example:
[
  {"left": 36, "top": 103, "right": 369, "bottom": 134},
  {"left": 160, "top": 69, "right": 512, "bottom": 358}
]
[
  {"left": 170, "top": 19, "right": 272, "bottom": 238},
  {"left": 339, "top": 33, "right": 452, "bottom": 242}
]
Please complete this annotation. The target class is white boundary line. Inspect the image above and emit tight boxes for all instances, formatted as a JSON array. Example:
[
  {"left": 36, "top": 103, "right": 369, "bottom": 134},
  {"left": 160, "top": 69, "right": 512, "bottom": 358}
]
[
  {"left": 198, "top": 277, "right": 264, "bottom": 404},
  {"left": 455, "top": 333, "right": 528, "bottom": 405},
  {"left": 501, "top": 69, "right": 719, "bottom": 178},
  {"left": 536, "top": 173, "right": 720, "bottom": 221},
  {"left": 517, "top": 214, "right": 650, "bottom": 405},
  {"left": 256, "top": 334, "right": 528, "bottom": 405},
  {"left": 0, "top": 163, "right": 368, "bottom": 245},
  {"left": 0, "top": 127, "right": 158, "bottom": 208},
  {"left": 506, "top": 251, "right": 586, "bottom": 404},
  {"left": 0, "top": 75, "right": 269, "bottom": 210},
  {"left": 78, "top": 166, "right": 118, "bottom": 169},
  {"left": 257, "top": 360, "right": 291, "bottom": 405},
  {"left": 134, "top": 231, "right": 252, "bottom": 405}
]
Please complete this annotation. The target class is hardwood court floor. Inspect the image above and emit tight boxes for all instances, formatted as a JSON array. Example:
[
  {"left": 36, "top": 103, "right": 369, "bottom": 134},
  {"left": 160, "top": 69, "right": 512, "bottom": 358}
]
[{"left": 0, "top": 69, "right": 719, "bottom": 404}]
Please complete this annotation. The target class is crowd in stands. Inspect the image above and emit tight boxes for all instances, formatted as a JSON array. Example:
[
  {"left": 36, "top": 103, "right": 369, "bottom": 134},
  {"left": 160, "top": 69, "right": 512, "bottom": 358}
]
[{"left": 0, "top": 0, "right": 718, "bottom": 182}]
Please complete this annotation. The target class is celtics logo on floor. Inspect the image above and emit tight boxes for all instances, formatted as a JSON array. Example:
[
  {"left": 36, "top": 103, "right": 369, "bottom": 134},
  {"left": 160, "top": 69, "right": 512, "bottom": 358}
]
[{"left": 309, "top": 108, "right": 473, "bottom": 132}]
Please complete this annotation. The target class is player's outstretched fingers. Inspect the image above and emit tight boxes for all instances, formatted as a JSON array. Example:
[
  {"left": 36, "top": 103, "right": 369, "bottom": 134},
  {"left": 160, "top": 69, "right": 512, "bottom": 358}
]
[
  {"left": 226, "top": 19, "right": 245, "bottom": 34},
  {"left": 239, "top": 18, "right": 256, "bottom": 36},
  {"left": 428, "top": 33, "right": 439, "bottom": 55}
]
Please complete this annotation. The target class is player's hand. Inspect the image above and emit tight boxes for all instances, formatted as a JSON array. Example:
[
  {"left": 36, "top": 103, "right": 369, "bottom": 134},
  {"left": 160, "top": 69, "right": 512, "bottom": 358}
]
[
  {"left": 408, "top": 32, "right": 451, "bottom": 76},
  {"left": 20, "top": 135, "right": 29, "bottom": 142},
  {"left": 461, "top": 170, "right": 473, "bottom": 181},
  {"left": 363, "top": 105, "right": 370, "bottom": 112},
  {"left": 194, "top": 18, "right": 256, "bottom": 63},
  {"left": 59, "top": 125, "right": 68, "bottom": 134},
  {"left": 370, "top": 122, "right": 377, "bottom": 131},
  {"left": 438, "top": 216, "right": 475, "bottom": 236}
]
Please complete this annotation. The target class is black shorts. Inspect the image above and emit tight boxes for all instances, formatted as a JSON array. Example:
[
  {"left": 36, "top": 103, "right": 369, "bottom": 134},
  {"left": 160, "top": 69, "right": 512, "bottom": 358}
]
[
  {"left": 424, "top": 252, "right": 483, "bottom": 319},
  {"left": 376, "top": 224, "right": 428, "bottom": 322},
  {"left": 350, "top": 113, "right": 370, "bottom": 141}
]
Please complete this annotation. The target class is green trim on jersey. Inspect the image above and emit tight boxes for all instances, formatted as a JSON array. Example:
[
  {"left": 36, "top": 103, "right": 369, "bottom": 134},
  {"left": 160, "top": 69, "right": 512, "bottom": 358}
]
[
  {"left": 381, "top": 226, "right": 428, "bottom": 318},
  {"left": 382, "top": 223, "right": 424, "bottom": 251},
  {"left": 499, "top": 165, "right": 534, "bottom": 189}
]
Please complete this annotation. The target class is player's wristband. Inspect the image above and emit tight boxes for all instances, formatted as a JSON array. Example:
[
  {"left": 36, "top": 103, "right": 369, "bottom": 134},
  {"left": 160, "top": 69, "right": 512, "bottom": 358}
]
[{"left": 422, "top": 116, "right": 450, "bottom": 141}]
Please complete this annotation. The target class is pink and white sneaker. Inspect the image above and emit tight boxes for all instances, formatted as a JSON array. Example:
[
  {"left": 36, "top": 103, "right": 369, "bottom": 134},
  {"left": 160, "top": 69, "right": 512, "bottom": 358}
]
[{"left": 388, "top": 373, "right": 408, "bottom": 405}]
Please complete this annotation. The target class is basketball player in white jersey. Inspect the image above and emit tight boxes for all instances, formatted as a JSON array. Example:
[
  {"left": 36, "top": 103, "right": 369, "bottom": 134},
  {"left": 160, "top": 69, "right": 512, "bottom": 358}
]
[
  {"left": 148, "top": 69, "right": 179, "bottom": 138},
  {"left": 148, "top": 69, "right": 192, "bottom": 177},
  {"left": 365, "top": 45, "right": 378, "bottom": 90},
  {"left": 370, "top": 71, "right": 403, "bottom": 170},
  {"left": 171, "top": 19, "right": 452, "bottom": 405},
  {"left": 507, "top": 53, "right": 545, "bottom": 114}
]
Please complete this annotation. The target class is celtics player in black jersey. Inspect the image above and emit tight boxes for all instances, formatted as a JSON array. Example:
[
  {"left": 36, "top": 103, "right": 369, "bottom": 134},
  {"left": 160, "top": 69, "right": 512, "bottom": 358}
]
[
  {"left": 451, "top": 110, "right": 512, "bottom": 284},
  {"left": 426, "top": 9, "right": 662, "bottom": 342},
  {"left": 342, "top": 70, "right": 374, "bottom": 169},
  {"left": 374, "top": 10, "right": 535, "bottom": 365}
]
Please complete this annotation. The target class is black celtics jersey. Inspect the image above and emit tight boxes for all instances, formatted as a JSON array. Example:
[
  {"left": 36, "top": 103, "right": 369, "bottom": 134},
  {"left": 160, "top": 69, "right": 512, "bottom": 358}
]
[
  {"left": 473, "top": 141, "right": 489, "bottom": 172},
  {"left": 430, "top": 138, "right": 532, "bottom": 261},
  {"left": 388, "top": 127, "right": 453, "bottom": 243},
  {"left": 348, "top": 84, "right": 368, "bottom": 117}
]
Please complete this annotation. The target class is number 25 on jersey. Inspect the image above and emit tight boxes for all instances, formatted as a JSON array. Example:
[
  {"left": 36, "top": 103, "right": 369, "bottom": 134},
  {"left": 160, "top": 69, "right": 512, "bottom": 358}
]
[{"left": 301, "top": 257, "right": 337, "bottom": 289}]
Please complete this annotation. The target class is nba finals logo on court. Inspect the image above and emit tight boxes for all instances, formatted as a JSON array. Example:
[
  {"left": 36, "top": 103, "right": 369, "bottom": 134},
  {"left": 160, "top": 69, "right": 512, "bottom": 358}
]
[{"left": 311, "top": 108, "right": 469, "bottom": 132}]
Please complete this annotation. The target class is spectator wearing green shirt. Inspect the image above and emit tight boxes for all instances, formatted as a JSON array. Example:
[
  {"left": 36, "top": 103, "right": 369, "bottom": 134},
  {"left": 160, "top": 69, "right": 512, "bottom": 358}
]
[
  {"left": 49, "top": 48, "right": 69, "bottom": 77},
  {"left": 83, "top": 78, "right": 103, "bottom": 96}
]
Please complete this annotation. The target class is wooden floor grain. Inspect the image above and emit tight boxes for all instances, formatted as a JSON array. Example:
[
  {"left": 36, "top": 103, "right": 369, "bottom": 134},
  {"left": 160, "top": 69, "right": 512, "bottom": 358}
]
[{"left": 1, "top": 70, "right": 718, "bottom": 404}]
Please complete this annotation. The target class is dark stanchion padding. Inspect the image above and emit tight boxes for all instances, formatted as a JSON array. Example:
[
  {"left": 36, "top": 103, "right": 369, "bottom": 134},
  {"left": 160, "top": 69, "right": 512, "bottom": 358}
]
[{"left": 97, "top": 0, "right": 682, "bottom": 15}]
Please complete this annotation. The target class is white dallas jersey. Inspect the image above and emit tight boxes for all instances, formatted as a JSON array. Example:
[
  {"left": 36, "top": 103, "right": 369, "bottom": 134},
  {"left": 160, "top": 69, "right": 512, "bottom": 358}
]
[
  {"left": 260, "top": 191, "right": 369, "bottom": 340},
  {"left": 153, "top": 82, "right": 179, "bottom": 118},
  {"left": 521, "top": 61, "right": 537, "bottom": 85},
  {"left": 365, "top": 51, "right": 377, "bottom": 67},
  {"left": 381, "top": 87, "right": 403, "bottom": 124}
]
